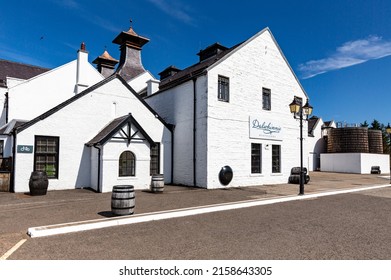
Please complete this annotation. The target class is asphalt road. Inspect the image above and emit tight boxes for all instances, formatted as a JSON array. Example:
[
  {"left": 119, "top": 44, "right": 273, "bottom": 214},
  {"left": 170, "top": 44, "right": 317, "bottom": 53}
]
[{"left": 7, "top": 187, "right": 391, "bottom": 260}]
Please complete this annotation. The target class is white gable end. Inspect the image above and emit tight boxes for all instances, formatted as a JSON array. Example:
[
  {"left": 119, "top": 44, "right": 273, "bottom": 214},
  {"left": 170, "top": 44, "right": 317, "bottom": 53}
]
[
  {"left": 13, "top": 76, "right": 171, "bottom": 193},
  {"left": 7, "top": 59, "right": 103, "bottom": 123}
]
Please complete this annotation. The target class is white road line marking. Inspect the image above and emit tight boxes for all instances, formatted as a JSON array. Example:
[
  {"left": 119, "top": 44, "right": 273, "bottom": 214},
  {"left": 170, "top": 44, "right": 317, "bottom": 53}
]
[
  {"left": 0, "top": 239, "right": 27, "bottom": 260},
  {"left": 27, "top": 184, "right": 391, "bottom": 238}
]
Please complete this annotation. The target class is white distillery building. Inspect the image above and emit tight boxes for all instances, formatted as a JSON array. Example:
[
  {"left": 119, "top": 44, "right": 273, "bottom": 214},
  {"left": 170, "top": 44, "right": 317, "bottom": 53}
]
[
  {"left": 0, "top": 25, "right": 172, "bottom": 193},
  {"left": 146, "top": 27, "right": 311, "bottom": 188},
  {"left": 6, "top": 75, "right": 172, "bottom": 193}
]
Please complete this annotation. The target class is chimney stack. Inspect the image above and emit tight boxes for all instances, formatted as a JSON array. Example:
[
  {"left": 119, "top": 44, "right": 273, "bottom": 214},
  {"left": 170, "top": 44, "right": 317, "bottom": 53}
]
[
  {"left": 158, "top": 65, "right": 181, "bottom": 81},
  {"left": 75, "top": 42, "right": 89, "bottom": 94},
  {"left": 197, "top": 42, "right": 228, "bottom": 62}
]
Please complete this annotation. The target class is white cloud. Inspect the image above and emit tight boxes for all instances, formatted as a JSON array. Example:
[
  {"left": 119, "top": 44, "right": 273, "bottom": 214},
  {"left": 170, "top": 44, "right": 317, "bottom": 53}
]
[
  {"left": 147, "top": 0, "right": 196, "bottom": 26},
  {"left": 54, "top": 0, "right": 121, "bottom": 33},
  {"left": 298, "top": 35, "right": 391, "bottom": 79}
]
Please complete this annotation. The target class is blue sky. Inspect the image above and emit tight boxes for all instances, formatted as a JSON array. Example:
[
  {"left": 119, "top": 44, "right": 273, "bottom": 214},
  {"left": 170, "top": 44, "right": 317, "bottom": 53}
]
[{"left": 1, "top": 0, "right": 391, "bottom": 125}]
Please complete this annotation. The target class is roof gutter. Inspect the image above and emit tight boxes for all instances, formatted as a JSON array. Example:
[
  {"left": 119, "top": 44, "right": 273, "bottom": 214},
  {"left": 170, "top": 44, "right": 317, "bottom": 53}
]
[{"left": 193, "top": 77, "right": 197, "bottom": 188}]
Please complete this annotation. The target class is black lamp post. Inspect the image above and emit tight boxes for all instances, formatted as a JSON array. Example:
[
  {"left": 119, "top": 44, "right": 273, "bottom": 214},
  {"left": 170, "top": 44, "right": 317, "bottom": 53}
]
[
  {"left": 386, "top": 123, "right": 391, "bottom": 184},
  {"left": 289, "top": 98, "right": 313, "bottom": 195}
]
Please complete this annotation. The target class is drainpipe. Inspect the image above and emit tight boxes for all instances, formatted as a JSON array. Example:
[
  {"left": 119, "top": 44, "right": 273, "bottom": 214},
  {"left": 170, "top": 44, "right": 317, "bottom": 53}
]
[
  {"left": 10, "top": 129, "right": 17, "bottom": 193},
  {"left": 193, "top": 77, "right": 197, "bottom": 187},
  {"left": 5, "top": 92, "right": 9, "bottom": 124},
  {"left": 93, "top": 144, "right": 102, "bottom": 193},
  {"left": 170, "top": 124, "right": 175, "bottom": 184}
]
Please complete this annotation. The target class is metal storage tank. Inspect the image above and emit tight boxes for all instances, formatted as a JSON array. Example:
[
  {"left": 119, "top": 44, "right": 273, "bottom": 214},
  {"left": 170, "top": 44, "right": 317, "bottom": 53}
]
[
  {"left": 327, "top": 127, "right": 369, "bottom": 153},
  {"left": 368, "top": 129, "right": 383, "bottom": 154}
]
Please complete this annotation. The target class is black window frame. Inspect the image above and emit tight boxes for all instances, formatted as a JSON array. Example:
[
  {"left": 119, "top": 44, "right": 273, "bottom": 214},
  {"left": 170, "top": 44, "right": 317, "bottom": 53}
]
[
  {"left": 251, "top": 143, "right": 262, "bottom": 174},
  {"left": 0, "top": 140, "right": 4, "bottom": 158},
  {"left": 272, "top": 145, "right": 281, "bottom": 173},
  {"left": 150, "top": 143, "right": 160, "bottom": 175},
  {"left": 262, "top": 88, "right": 271, "bottom": 111},
  {"left": 34, "top": 136, "right": 60, "bottom": 179},
  {"left": 218, "top": 75, "right": 230, "bottom": 102},
  {"left": 119, "top": 151, "right": 136, "bottom": 177}
]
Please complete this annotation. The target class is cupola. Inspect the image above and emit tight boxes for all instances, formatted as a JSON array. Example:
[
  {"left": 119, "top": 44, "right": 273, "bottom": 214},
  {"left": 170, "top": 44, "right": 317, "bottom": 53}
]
[
  {"left": 92, "top": 49, "right": 119, "bottom": 78},
  {"left": 113, "top": 21, "right": 150, "bottom": 81}
]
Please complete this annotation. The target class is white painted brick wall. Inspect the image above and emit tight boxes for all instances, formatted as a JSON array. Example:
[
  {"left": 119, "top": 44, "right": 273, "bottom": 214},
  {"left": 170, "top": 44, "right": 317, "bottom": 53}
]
[
  {"left": 146, "top": 80, "right": 198, "bottom": 186},
  {"left": 147, "top": 29, "right": 310, "bottom": 189},
  {"left": 14, "top": 77, "right": 171, "bottom": 193},
  {"left": 206, "top": 29, "right": 309, "bottom": 188}
]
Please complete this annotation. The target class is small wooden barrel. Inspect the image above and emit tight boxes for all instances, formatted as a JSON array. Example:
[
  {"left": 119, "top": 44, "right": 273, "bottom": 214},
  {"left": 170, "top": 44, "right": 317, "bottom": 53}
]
[
  {"left": 111, "top": 185, "right": 135, "bottom": 216},
  {"left": 151, "top": 174, "right": 164, "bottom": 193},
  {"left": 29, "top": 171, "right": 48, "bottom": 196},
  {"left": 288, "top": 175, "right": 300, "bottom": 184}
]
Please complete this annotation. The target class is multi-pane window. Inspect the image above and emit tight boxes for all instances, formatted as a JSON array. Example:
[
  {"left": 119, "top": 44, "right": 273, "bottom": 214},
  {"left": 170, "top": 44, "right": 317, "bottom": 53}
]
[
  {"left": 262, "top": 88, "right": 271, "bottom": 110},
  {"left": 150, "top": 143, "right": 160, "bottom": 175},
  {"left": 34, "top": 136, "right": 59, "bottom": 179},
  {"left": 251, "top": 143, "right": 262, "bottom": 173},
  {"left": 272, "top": 145, "right": 281, "bottom": 173},
  {"left": 218, "top": 75, "right": 229, "bottom": 102},
  {"left": 119, "top": 151, "right": 135, "bottom": 177}
]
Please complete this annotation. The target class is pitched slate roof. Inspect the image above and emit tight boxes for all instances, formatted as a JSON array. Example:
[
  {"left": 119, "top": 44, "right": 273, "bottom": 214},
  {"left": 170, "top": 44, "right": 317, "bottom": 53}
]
[
  {"left": 86, "top": 113, "right": 155, "bottom": 147},
  {"left": 0, "top": 119, "right": 29, "bottom": 135},
  {"left": 153, "top": 27, "right": 308, "bottom": 99},
  {"left": 0, "top": 59, "right": 50, "bottom": 87},
  {"left": 157, "top": 42, "right": 242, "bottom": 91}
]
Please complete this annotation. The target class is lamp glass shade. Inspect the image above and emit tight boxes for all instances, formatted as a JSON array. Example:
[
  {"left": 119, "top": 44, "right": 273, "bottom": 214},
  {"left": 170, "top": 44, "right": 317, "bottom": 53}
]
[
  {"left": 303, "top": 100, "right": 313, "bottom": 116},
  {"left": 386, "top": 124, "right": 391, "bottom": 134},
  {"left": 289, "top": 100, "right": 301, "bottom": 114}
]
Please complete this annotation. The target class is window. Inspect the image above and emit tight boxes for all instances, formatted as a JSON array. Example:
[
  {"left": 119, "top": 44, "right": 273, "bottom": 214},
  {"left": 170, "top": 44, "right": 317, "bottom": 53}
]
[
  {"left": 272, "top": 145, "right": 281, "bottom": 173},
  {"left": 218, "top": 75, "right": 229, "bottom": 102},
  {"left": 119, "top": 151, "right": 135, "bottom": 177},
  {"left": 150, "top": 143, "right": 160, "bottom": 175},
  {"left": 262, "top": 88, "right": 271, "bottom": 110},
  {"left": 34, "top": 136, "right": 59, "bottom": 179},
  {"left": 251, "top": 143, "right": 262, "bottom": 173},
  {"left": 0, "top": 140, "right": 3, "bottom": 157}
]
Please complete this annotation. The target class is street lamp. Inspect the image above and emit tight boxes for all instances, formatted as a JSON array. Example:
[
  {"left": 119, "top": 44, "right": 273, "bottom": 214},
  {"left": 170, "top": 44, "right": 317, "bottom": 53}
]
[
  {"left": 289, "top": 97, "right": 313, "bottom": 195},
  {"left": 386, "top": 123, "right": 391, "bottom": 184}
]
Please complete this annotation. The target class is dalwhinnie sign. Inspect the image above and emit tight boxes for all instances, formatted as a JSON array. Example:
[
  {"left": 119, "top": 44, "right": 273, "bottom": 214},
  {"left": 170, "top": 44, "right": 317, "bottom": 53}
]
[{"left": 249, "top": 116, "right": 283, "bottom": 140}]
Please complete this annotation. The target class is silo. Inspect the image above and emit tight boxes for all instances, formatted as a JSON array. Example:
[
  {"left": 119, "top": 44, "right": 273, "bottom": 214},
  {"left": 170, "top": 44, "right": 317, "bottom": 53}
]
[{"left": 368, "top": 129, "right": 383, "bottom": 154}]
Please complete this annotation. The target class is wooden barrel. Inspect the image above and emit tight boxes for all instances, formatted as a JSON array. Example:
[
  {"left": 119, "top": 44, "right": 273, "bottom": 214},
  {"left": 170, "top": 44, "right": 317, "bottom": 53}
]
[
  {"left": 151, "top": 174, "right": 164, "bottom": 193},
  {"left": 111, "top": 185, "right": 135, "bottom": 216},
  {"left": 288, "top": 175, "right": 300, "bottom": 184},
  {"left": 368, "top": 129, "right": 383, "bottom": 154},
  {"left": 290, "top": 167, "right": 307, "bottom": 175},
  {"left": 289, "top": 174, "right": 310, "bottom": 184},
  {"left": 29, "top": 171, "right": 48, "bottom": 196}
]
